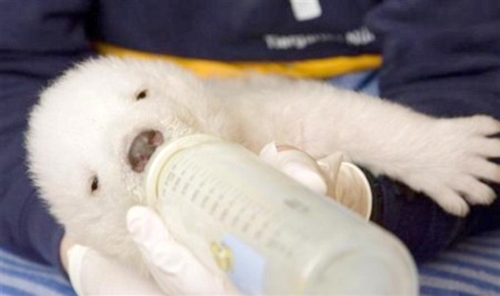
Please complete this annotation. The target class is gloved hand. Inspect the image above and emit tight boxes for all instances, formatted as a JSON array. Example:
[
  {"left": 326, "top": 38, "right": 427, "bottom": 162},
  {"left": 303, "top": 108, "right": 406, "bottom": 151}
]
[
  {"left": 259, "top": 142, "right": 372, "bottom": 219},
  {"left": 126, "top": 206, "right": 240, "bottom": 295},
  {"left": 66, "top": 243, "right": 164, "bottom": 295},
  {"left": 65, "top": 206, "right": 239, "bottom": 296}
]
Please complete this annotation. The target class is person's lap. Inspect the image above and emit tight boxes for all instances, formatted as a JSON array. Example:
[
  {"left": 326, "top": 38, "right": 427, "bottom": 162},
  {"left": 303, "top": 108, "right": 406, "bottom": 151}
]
[{"left": 0, "top": 245, "right": 75, "bottom": 296}]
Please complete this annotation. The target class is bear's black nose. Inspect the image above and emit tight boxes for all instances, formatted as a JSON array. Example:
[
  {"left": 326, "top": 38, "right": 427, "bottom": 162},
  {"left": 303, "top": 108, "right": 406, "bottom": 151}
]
[{"left": 128, "top": 130, "right": 164, "bottom": 172}]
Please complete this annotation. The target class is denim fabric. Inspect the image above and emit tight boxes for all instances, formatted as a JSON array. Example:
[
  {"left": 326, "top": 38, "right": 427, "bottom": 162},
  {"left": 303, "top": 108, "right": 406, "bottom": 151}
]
[{"left": 328, "top": 70, "right": 380, "bottom": 96}]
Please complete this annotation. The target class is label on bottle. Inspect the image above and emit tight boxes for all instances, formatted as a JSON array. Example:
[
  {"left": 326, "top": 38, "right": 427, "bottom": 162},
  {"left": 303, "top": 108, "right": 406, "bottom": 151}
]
[{"left": 223, "top": 235, "right": 266, "bottom": 296}]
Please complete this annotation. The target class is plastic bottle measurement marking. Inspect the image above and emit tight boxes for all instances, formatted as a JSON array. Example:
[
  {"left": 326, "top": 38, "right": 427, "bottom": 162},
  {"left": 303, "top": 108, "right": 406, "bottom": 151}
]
[{"left": 161, "top": 153, "right": 304, "bottom": 259}]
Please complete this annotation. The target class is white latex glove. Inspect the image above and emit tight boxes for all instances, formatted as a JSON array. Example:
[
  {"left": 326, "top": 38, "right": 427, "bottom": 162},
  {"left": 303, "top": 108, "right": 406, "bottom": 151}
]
[
  {"left": 259, "top": 142, "right": 372, "bottom": 219},
  {"left": 65, "top": 207, "right": 239, "bottom": 296},
  {"left": 259, "top": 142, "right": 334, "bottom": 195},
  {"left": 323, "top": 158, "right": 373, "bottom": 219},
  {"left": 126, "top": 205, "right": 239, "bottom": 295},
  {"left": 67, "top": 244, "right": 164, "bottom": 295}
]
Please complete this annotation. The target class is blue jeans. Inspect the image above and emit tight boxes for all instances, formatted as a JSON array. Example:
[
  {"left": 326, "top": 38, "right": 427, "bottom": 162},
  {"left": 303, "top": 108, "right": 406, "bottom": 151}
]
[
  {"left": 327, "top": 71, "right": 500, "bottom": 262},
  {"left": 328, "top": 70, "right": 380, "bottom": 97}
]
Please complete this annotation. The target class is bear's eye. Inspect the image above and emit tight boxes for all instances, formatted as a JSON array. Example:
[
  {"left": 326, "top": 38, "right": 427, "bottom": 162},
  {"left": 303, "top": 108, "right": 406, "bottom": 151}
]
[
  {"left": 91, "top": 176, "right": 99, "bottom": 192},
  {"left": 136, "top": 90, "right": 147, "bottom": 100}
]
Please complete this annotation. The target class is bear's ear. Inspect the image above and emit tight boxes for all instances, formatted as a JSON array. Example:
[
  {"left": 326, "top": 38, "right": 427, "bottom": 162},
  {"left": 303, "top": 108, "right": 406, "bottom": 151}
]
[{"left": 136, "top": 90, "right": 148, "bottom": 101}]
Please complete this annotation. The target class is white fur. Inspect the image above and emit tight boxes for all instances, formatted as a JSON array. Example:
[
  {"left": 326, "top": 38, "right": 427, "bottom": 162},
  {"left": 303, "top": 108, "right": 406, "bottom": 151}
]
[{"left": 26, "top": 56, "right": 500, "bottom": 269}]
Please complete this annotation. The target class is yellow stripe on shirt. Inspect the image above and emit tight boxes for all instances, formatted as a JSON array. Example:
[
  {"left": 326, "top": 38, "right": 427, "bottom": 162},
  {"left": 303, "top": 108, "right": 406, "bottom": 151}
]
[{"left": 94, "top": 42, "right": 381, "bottom": 78}]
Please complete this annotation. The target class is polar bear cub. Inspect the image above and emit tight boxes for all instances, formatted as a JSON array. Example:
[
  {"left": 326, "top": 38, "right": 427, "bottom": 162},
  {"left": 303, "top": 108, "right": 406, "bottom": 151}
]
[{"left": 26, "top": 56, "right": 500, "bottom": 268}]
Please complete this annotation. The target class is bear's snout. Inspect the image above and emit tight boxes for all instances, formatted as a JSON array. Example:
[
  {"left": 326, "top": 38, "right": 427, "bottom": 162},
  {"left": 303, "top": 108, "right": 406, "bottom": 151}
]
[{"left": 128, "top": 130, "right": 164, "bottom": 173}]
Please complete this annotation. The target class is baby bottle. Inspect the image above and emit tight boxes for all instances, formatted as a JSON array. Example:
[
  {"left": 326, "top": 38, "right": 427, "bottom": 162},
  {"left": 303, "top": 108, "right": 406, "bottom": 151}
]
[{"left": 145, "top": 134, "right": 418, "bottom": 295}]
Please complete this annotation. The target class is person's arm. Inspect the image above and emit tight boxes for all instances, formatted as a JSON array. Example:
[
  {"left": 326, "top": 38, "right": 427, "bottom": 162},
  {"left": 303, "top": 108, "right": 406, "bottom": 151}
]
[
  {"left": 365, "top": 0, "right": 500, "bottom": 261},
  {"left": 367, "top": 0, "right": 500, "bottom": 118},
  {"left": 0, "top": 1, "right": 94, "bottom": 273}
]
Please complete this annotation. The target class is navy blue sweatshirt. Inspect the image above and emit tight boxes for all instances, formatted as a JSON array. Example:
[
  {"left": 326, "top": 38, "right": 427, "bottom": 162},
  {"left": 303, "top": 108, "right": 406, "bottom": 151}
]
[{"left": 1, "top": 0, "right": 499, "bottom": 272}]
